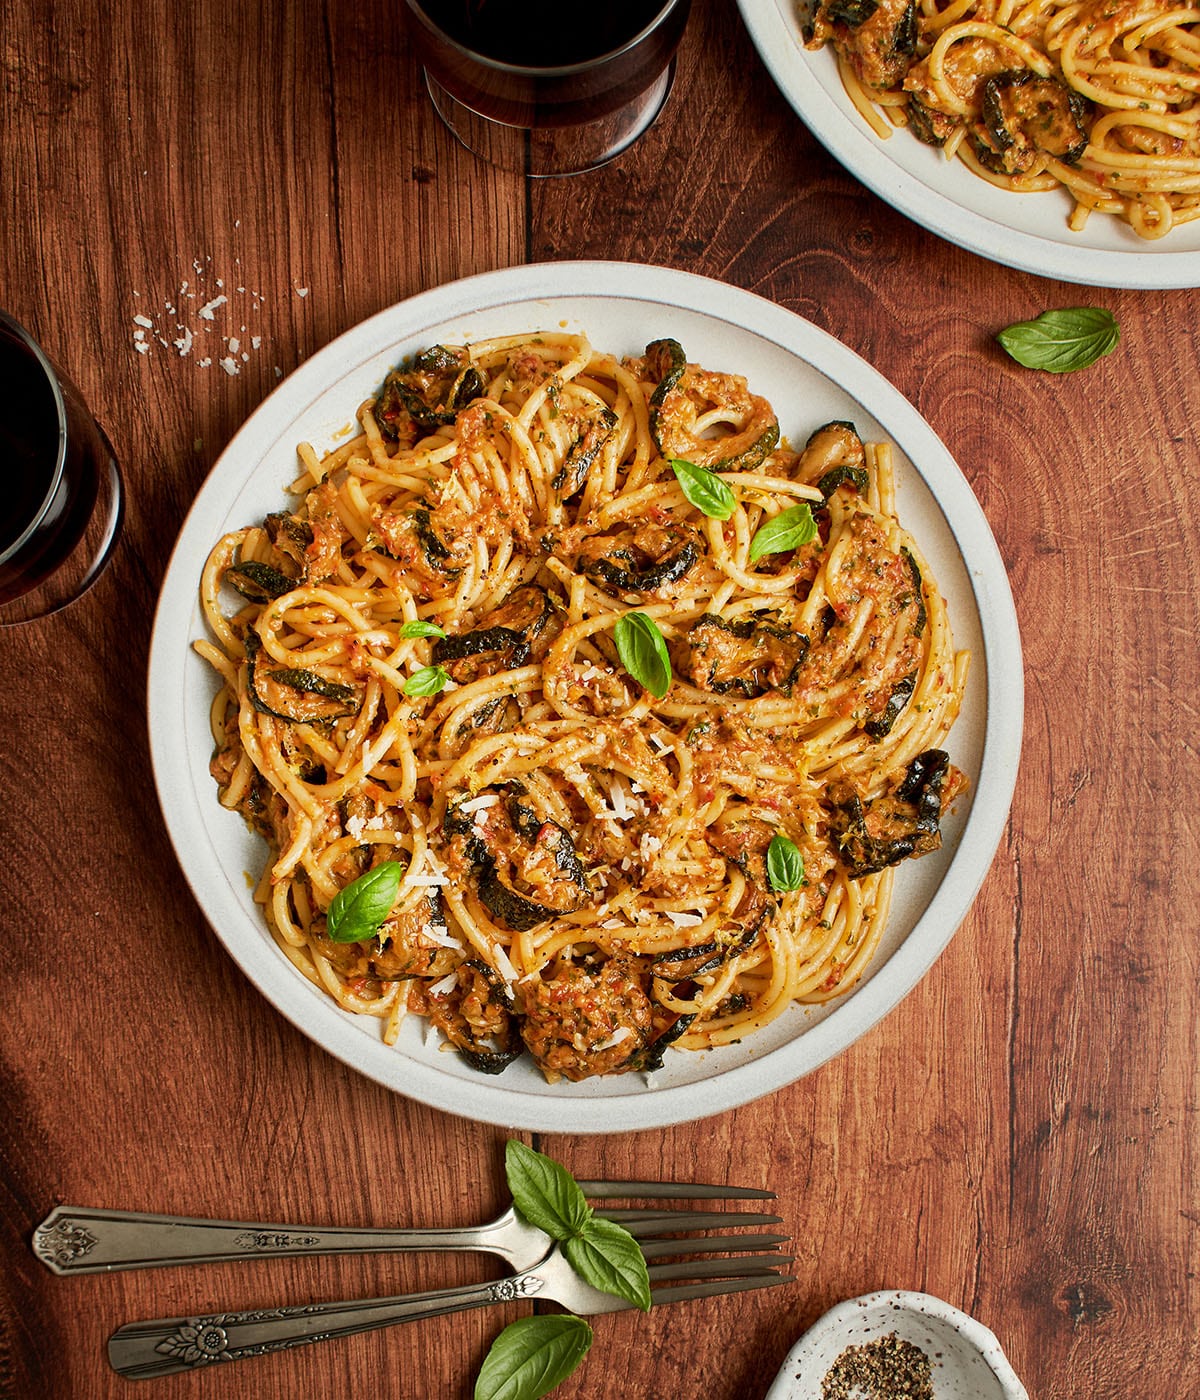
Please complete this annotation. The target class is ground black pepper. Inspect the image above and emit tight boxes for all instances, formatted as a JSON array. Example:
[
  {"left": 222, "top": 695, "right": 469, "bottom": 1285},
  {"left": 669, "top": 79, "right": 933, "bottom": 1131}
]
[{"left": 819, "top": 1332, "right": 934, "bottom": 1399}]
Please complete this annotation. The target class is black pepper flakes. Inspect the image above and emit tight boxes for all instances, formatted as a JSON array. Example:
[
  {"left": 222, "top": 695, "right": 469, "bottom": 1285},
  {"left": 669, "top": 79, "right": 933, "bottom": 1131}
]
[{"left": 820, "top": 1332, "right": 934, "bottom": 1399}]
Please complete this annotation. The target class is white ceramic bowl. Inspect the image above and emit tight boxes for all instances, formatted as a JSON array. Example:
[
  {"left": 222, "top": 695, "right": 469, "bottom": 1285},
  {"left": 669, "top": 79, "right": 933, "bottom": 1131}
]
[
  {"left": 766, "top": 1290, "right": 1028, "bottom": 1399},
  {"left": 148, "top": 260, "right": 1023, "bottom": 1132}
]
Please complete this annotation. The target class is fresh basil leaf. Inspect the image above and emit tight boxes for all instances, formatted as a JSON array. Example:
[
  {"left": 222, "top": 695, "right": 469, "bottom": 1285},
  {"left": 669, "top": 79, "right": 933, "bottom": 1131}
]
[
  {"left": 766, "top": 834, "right": 805, "bottom": 892},
  {"left": 748, "top": 503, "right": 817, "bottom": 565},
  {"left": 474, "top": 1315, "right": 593, "bottom": 1400},
  {"left": 402, "top": 664, "right": 449, "bottom": 697},
  {"left": 613, "top": 612, "right": 671, "bottom": 699},
  {"left": 564, "top": 1217, "right": 652, "bottom": 1312},
  {"left": 505, "top": 1140, "right": 592, "bottom": 1241},
  {"left": 398, "top": 619, "right": 446, "bottom": 639},
  {"left": 670, "top": 457, "right": 735, "bottom": 520},
  {"left": 996, "top": 307, "right": 1119, "bottom": 372},
  {"left": 326, "top": 861, "right": 404, "bottom": 943}
]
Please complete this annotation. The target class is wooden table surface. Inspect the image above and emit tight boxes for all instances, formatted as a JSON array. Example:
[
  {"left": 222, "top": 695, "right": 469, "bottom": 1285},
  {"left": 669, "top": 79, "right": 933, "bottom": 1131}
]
[{"left": 4, "top": 0, "right": 1198, "bottom": 1396}]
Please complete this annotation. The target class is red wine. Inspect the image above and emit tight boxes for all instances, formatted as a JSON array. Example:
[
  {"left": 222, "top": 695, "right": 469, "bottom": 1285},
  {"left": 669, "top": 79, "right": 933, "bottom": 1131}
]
[
  {"left": 0, "top": 316, "right": 107, "bottom": 606},
  {"left": 416, "top": 0, "right": 668, "bottom": 68},
  {"left": 408, "top": 0, "right": 689, "bottom": 130}
]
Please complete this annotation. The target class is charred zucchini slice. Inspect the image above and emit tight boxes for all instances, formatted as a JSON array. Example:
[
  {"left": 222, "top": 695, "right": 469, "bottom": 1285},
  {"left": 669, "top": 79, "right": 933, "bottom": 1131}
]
[
  {"left": 864, "top": 672, "right": 916, "bottom": 739},
  {"left": 447, "top": 784, "right": 590, "bottom": 932},
  {"left": 583, "top": 538, "right": 698, "bottom": 596},
  {"left": 225, "top": 560, "right": 297, "bottom": 602},
  {"left": 686, "top": 613, "right": 810, "bottom": 697},
  {"left": 264, "top": 511, "right": 313, "bottom": 577},
  {"left": 649, "top": 904, "right": 772, "bottom": 982},
  {"left": 552, "top": 405, "right": 618, "bottom": 498},
  {"left": 973, "top": 70, "right": 1090, "bottom": 175},
  {"left": 251, "top": 665, "right": 362, "bottom": 723},
  {"left": 645, "top": 337, "right": 780, "bottom": 472},
  {"left": 624, "top": 1008, "right": 696, "bottom": 1074},
  {"left": 826, "top": 0, "right": 878, "bottom": 27},
  {"left": 373, "top": 345, "right": 486, "bottom": 440},
  {"left": 802, "top": 420, "right": 866, "bottom": 488},
  {"left": 577, "top": 523, "right": 702, "bottom": 597},
  {"left": 431, "top": 960, "right": 524, "bottom": 1075},
  {"left": 246, "top": 633, "right": 362, "bottom": 723},
  {"left": 907, "top": 96, "right": 962, "bottom": 148},
  {"left": 829, "top": 749, "right": 949, "bottom": 878}
]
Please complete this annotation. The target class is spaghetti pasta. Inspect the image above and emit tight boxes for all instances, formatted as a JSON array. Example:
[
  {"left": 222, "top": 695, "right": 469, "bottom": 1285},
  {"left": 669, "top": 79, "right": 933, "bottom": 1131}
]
[
  {"left": 803, "top": 0, "right": 1200, "bottom": 239},
  {"left": 196, "top": 331, "right": 969, "bottom": 1083}
]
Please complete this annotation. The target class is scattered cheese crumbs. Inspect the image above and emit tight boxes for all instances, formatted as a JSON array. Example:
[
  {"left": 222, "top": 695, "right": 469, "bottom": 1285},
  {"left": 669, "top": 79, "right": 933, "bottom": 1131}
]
[
  {"left": 428, "top": 971, "right": 459, "bottom": 998},
  {"left": 173, "top": 327, "right": 193, "bottom": 356},
  {"left": 491, "top": 944, "right": 520, "bottom": 985},
  {"left": 198, "top": 295, "right": 227, "bottom": 320},
  {"left": 365, "top": 814, "right": 387, "bottom": 830},
  {"left": 665, "top": 910, "right": 705, "bottom": 928},
  {"left": 228, "top": 336, "right": 240, "bottom": 354},
  {"left": 423, "top": 925, "right": 463, "bottom": 950},
  {"left": 594, "top": 1027, "right": 634, "bottom": 1051},
  {"left": 600, "top": 918, "right": 625, "bottom": 930},
  {"left": 296, "top": 286, "right": 309, "bottom": 297},
  {"left": 459, "top": 794, "right": 501, "bottom": 815},
  {"left": 219, "top": 356, "right": 239, "bottom": 376},
  {"left": 133, "top": 313, "right": 154, "bottom": 328},
  {"left": 345, "top": 814, "right": 367, "bottom": 840}
]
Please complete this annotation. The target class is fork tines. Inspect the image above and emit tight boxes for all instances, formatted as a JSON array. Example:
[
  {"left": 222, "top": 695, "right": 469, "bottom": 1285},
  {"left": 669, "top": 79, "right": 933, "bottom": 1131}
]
[{"left": 578, "top": 1180, "right": 776, "bottom": 1200}]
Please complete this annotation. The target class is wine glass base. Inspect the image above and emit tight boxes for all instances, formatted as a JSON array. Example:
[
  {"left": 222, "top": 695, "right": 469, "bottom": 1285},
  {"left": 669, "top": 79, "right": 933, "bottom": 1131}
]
[{"left": 424, "top": 61, "right": 676, "bottom": 177}]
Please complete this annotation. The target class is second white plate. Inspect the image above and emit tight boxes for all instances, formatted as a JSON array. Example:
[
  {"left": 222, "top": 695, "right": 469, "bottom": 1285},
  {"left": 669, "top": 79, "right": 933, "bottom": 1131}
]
[{"left": 737, "top": 0, "right": 1200, "bottom": 289}]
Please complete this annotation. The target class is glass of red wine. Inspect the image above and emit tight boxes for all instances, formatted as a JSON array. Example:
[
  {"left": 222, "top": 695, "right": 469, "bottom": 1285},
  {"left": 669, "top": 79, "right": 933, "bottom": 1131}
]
[
  {"left": 405, "top": 0, "right": 691, "bottom": 176},
  {"left": 0, "top": 312, "right": 124, "bottom": 626}
]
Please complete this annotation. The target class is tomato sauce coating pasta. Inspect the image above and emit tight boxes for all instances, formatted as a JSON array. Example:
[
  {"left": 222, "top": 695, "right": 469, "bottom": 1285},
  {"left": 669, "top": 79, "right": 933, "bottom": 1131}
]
[{"left": 195, "top": 331, "right": 969, "bottom": 1082}]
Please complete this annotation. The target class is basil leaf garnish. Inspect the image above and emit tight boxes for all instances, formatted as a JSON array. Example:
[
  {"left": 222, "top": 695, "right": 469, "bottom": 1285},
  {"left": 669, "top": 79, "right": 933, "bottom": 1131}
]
[
  {"left": 505, "top": 1140, "right": 592, "bottom": 1240},
  {"left": 402, "top": 664, "right": 449, "bottom": 697},
  {"left": 766, "top": 834, "right": 805, "bottom": 892},
  {"left": 398, "top": 619, "right": 446, "bottom": 639},
  {"left": 505, "top": 1141, "right": 652, "bottom": 1310},
  {"left": 326, "top": 861, "right": 404, "bottom": 943},
  {"left": 748, "top": 503, "right": 817, "bottom": 564},
  {"left": 996, "top": 307, "right": 1119, "bottom": 372},
  {"left": 564, "top": 1217, "right": 653, "bottom": 1312},
  {"left": 474, "top": 1315, "right": 593, "bottom": 1400},
  {"left": 670, "top": 457, "right": 735, "bottom": 520},
  {"left": 613, "top": 612, "right": 671, "bottom": 699}
]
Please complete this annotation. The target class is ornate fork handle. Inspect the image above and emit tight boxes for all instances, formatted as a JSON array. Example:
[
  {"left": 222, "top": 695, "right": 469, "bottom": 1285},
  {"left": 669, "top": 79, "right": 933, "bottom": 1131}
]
[
  {"left": 32, "top": 1205, "right": 526, "bottom": 1274},
  {"left": 106, "top": 1262, "right": 550, "bottom": 1380}
]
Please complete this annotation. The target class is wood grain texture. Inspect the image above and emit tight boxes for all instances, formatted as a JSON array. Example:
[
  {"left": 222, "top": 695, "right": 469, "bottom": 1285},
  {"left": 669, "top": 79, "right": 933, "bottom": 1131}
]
[{"left": 3, "top": 0, "right": 1198, "bottom": 1395}]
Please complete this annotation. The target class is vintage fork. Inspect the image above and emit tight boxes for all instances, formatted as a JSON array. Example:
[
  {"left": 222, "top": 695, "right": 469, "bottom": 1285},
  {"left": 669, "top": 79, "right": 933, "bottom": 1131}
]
[
  {"left": 107, "top": 1237, "right": 796, "bottom": 1380},
  {"left": 33, "top": 1181, "right": 784, "bottom": 1276}
]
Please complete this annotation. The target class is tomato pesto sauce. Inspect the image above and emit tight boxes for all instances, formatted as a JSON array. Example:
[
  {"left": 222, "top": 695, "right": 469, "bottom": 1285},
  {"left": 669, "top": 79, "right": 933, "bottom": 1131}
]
[{"left": 196, "top": 330, "right": 968, "bottom": 1083}]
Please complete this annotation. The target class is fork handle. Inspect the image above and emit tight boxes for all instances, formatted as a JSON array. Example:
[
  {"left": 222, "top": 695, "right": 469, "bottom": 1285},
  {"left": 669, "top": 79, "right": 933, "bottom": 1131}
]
[
  {"left": 32, "top": 1205, "right": 514, "bottom": 1275},
  {"left": 107, "top": 1268, "right": 546, "bottom": 1379}
]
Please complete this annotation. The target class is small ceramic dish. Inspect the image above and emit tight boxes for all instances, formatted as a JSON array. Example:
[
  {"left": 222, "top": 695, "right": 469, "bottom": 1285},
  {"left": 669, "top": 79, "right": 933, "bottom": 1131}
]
[{"left": 765, "top": 1290, "right": 1028, "bottom": 1399}]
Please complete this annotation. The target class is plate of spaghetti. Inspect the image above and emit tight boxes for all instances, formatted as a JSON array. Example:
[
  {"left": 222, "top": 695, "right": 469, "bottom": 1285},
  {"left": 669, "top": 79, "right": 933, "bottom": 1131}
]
[
  {"left": 149, "top": 262, "right": 1021, "bottom": 1132},
  {"left": 737, "top": 0, "right": 1200, "bottom": 287}
]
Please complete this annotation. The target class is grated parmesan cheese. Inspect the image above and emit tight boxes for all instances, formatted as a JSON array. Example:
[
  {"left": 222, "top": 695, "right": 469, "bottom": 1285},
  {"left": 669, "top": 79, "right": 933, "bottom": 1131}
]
[
  {"left": 594, "top": 1027, "right": 634, "bottom": 1051},
  {"left": 491, "top": 943, "right": 520, "bottom": 985},
  {"left": 459, "top": 793, "right": 500, "bottom": 815},
  {"left": 428, "top": 971, "right": 459, "bottom": 998}
]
